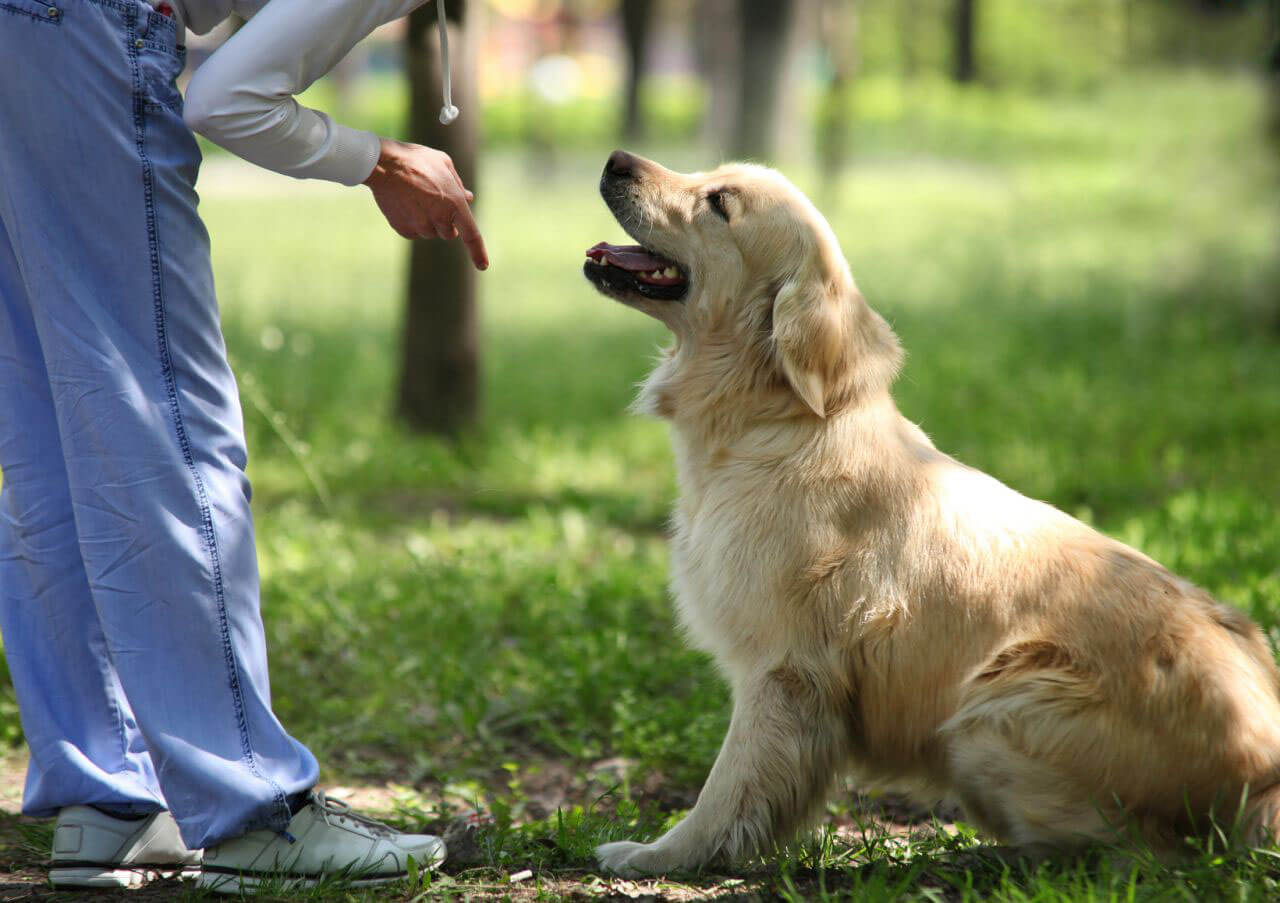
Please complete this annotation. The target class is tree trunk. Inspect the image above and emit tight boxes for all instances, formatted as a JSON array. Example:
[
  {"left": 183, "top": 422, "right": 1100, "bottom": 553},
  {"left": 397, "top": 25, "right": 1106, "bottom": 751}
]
[
  {"left": 896, "top": 0, "right": 919, "bottom": 81},
  {"left": 1269, "top": 4, "right": 1280, "bottom": 144},
  {"left": 329, "top": 43, "right": 369, "bottom": 123},
  {"left": 1269, "top": 4, "right": 1279, "bottom": 333},
  {"left": 816, "top": 0, "right": 857, "bottom": 192},
  {"left": 620, "top": 0, "right": 654, "bottom": 140},
  {"left": 734, "top": 0, "right": 798, "bottom": 160},
  {"left": 952, "top": 0, "right": 977, "bottom": 84},
  {"left": 397, "top": 0, "right": 480, "bottom": 434},
  {"left": 694, "top": 0, "right": 740, "bottom": 155}
]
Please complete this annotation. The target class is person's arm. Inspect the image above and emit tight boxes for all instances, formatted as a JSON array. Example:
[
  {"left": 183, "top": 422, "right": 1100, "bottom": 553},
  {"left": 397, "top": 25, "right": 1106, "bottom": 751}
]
[{"left": 184, "top": 0, "right": 487, "bottom": 268}]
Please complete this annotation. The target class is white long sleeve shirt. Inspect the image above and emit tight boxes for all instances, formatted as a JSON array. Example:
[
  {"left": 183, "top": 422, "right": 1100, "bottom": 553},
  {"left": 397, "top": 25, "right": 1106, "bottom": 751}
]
[{"left": 177, "top": 0, "right": 428, "bottom": 186}]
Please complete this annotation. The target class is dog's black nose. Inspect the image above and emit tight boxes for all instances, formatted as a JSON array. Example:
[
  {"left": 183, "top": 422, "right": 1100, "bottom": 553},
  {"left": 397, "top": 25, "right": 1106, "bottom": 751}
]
[{"left": 605, "top": 150, "right": 636, "bottom": 180}]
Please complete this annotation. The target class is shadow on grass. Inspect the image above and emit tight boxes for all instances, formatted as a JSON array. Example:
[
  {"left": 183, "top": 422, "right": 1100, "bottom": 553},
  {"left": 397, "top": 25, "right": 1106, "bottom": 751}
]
[{"left": 366, "top": 486, "right": 670, "bottom": 536}]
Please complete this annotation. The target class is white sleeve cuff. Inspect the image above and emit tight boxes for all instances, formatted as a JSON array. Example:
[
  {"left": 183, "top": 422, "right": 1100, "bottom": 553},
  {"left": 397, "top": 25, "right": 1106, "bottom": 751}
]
[{"left": 314, "top": 124, "right": 382, "bottom": 186}]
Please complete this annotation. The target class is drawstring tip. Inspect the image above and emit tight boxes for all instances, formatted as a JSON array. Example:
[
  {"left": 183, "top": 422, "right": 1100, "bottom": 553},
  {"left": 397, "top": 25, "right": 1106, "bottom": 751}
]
[{"left": 436, "top": 0, "right": 459, "bottom": 125}]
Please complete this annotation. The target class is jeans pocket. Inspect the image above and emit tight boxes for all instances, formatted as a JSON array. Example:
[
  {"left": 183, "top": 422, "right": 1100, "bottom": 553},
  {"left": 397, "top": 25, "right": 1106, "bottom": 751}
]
[
  {"left": 0, "top": 0, "right": 64, "bottom": 24},
  {"left": 138, "top": 41, "right": 185, "bottom": 112}
]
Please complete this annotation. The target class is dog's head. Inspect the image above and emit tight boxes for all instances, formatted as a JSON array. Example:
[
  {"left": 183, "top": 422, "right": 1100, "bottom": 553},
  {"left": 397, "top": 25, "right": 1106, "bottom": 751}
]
[{"left": 584, "top": 151, "right": 901, "bottom": 424}]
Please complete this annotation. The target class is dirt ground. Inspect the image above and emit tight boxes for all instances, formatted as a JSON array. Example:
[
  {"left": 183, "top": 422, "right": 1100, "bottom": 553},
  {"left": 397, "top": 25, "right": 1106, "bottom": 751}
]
[
  {"left": 0, "top": 753, "right": 963, "bottom": 901},
  {"left": 0, "top": 755, "right": 770, "bottom": 901}
]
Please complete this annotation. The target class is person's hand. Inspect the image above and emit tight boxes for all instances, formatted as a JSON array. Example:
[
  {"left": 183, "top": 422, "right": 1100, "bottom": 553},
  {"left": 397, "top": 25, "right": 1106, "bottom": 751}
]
[{"left": 363, "top": 138, "right": 488, "bottom": 270}]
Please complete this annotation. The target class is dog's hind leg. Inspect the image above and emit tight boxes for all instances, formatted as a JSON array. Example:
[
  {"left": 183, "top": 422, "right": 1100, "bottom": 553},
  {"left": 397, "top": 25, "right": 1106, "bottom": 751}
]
[
  {"left": 1241, "top": 783, "right": 1280, "bottom": 847},
  {"left": 946, "top": 722, "right": 1123, "bottom": 852},
  {"left": 596, "top": 664, "right": 850, "bottom": 877}
]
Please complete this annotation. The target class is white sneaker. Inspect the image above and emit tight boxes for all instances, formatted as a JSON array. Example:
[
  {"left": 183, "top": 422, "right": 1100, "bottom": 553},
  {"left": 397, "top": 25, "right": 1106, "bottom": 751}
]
[
  {"left": 198, "top": 791, "right": 446, "bottom": 894},
  {"left": 49, "top": 806, "right": 202, "bottom": 889}
]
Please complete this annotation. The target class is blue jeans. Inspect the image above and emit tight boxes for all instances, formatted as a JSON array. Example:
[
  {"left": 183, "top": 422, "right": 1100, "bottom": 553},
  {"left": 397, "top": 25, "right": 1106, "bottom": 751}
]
[{"left": 0, "top": 0, "right": 318, "bottom": 848}]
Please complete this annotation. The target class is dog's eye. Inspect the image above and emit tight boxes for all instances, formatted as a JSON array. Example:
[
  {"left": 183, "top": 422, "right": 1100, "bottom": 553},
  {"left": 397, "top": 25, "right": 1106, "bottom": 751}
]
[{"left": 706, "top": 191, "right": 730, "bottom": 222}]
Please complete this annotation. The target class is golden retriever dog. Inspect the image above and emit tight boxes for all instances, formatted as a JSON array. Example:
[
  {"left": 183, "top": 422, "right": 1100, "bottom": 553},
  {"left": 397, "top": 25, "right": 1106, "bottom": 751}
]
[{"left": 582, "top": 150, "right": 1280, "bottom": 877}]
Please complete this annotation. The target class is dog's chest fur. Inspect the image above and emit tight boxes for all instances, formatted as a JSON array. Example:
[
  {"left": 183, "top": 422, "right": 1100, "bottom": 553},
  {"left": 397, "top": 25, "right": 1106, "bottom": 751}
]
[{"left": 663, "top": 425, "right": 846, "bottom": 682}]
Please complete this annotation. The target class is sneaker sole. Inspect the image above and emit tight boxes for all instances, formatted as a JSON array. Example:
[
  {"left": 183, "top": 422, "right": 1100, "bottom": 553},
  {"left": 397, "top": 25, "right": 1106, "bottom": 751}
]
[
  {"left": 197, "top": 848, "right": 445, "bottom": 896},
  {"left": 197, "top": 869, "right": 409, "bottom": 895},
  {"left": 50, "top": 865, "right": 199, "bottom": 889}
]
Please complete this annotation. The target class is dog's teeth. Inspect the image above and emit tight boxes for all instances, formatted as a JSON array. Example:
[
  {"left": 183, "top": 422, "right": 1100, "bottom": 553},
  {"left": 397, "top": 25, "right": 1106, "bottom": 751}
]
[{"left": 664, "top": 267, "right": 678, "bottom": 278}]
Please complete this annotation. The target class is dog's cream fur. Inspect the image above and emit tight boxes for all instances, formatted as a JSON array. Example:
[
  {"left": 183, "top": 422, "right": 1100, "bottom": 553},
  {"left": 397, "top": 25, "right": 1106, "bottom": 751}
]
[{"left": 587, "top": 152, "right": 1280, "bottom": 877}]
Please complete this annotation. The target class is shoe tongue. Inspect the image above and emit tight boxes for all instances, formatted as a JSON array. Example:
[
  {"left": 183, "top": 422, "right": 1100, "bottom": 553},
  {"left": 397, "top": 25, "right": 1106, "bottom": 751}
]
[
  {"left": 312, "top": 793, "right": 395, "bottom": 837},
  {"left": 89, "top": 804, "right": 152, "bottom": 821},
  {"left": 286, "top": 791, "right": 310, "bottom": 817},
  {"left": 586, "top": 241, "right": 673, "bottom": 272}
]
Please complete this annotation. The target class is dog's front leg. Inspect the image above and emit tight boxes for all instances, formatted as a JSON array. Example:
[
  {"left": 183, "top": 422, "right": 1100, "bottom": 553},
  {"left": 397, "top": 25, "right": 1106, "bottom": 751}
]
[{"left": 596, "top": 665, "right": 846, "bottom": 877}]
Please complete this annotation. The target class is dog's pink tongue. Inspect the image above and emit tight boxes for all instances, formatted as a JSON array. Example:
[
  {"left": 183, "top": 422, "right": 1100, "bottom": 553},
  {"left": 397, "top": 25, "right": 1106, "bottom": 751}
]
[{"left": 586, "top": 242, "right": 672, "bottom": 272}]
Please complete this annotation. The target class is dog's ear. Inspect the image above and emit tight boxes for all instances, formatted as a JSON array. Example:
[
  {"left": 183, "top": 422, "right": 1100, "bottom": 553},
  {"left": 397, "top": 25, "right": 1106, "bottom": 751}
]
[{"left": 771, "top": 276, "right": 851, "bottom": 418}]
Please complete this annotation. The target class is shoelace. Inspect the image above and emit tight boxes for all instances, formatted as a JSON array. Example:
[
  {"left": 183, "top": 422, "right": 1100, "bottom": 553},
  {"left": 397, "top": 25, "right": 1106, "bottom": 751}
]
[{"left": 308, "top": 791, "right": 397, "bottom": 838}]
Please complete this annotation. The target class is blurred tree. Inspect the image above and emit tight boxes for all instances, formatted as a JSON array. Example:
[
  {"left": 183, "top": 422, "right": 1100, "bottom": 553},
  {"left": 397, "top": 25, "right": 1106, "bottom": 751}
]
[
  {"left": 896, "top": 0, "right": 922, "bottom": 80},
  {"left": 952, "top": 0, "right": 977, "bottom": 82},
  {"left": 329, "top": 43, "right": 370, "bottom": 123},
  {"left": 620, "top": 0, "right": 655, "bottom": 139},
  {"left": 397, "top": 0, "right": 480, "bottom": 434},
  {"left": 694, "top": 0, "right": 740, "bottom": 153},
  {"left": 735, "top": 0, "right": 799, "bottom": 159},
  {"left": 816, "top": 0, "right": 857, "bottom": 192},
  {"left": 1262, "top": 16, "right": 1278, "bottom": 364},
  {"left": 1270, "top": 1, "right": 1280, "bottom": 143}
]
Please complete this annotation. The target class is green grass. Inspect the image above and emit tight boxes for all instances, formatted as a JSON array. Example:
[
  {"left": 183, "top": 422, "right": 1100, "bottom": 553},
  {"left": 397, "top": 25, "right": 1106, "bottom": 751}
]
[{"left": 2, "top": 68, "right": 1279, "bottom": 899}]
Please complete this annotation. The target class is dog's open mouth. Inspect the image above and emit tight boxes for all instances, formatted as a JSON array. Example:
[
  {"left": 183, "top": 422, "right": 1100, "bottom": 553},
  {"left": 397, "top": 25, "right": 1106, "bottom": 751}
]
[{"left": 583, "top": 242, "right": 689, "bottom": 301}]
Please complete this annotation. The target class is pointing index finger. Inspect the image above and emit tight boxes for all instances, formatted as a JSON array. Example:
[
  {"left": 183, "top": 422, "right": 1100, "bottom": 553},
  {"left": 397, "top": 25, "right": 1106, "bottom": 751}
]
[{"left": 451, "top": 194, "right": 488, "bottom": 270}]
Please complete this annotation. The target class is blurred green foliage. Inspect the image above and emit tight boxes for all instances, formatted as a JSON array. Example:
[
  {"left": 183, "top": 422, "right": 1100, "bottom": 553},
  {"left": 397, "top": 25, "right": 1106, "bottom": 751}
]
[
  {"left": 848, "top": 0, "right": 1272, "bottom": 89},
  {"left": 266, "top": 0, "right": 1277, "bottom": 155}
]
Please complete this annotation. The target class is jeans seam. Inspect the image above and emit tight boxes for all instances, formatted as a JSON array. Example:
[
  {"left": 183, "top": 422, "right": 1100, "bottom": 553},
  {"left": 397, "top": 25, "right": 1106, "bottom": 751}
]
[
  {"left": 0, "top": 4, "right": 61, "bottom": 24},
  {"left": 126, "top": 7, "right": 290, "bottom": 833}
]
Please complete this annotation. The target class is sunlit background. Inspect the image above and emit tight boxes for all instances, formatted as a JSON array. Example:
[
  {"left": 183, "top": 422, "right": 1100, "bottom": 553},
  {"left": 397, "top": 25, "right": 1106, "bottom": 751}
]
[{"left": 183, "top": 0, "right": 1276, "bottom": 159}]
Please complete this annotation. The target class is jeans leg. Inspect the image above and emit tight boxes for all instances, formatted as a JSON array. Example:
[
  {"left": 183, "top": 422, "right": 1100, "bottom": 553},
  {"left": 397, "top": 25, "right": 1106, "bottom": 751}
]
[
  {"left": 0, "top": 217, "right": 165, "bottom": 819},
  {"left": 0, "top": 0, "right": 317, "bottom": 848}
]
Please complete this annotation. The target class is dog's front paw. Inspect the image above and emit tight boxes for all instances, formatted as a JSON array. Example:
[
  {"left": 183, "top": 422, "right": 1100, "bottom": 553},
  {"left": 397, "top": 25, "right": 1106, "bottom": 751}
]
[{"left": 595, "top": 840, "right": 676, "bottom": 877}]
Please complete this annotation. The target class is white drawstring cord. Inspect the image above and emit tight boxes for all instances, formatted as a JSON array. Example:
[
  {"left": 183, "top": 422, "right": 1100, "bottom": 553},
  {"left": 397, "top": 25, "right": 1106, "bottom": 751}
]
[{"left": 436, "top": 0, "right": 459, "bottom": 124}]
